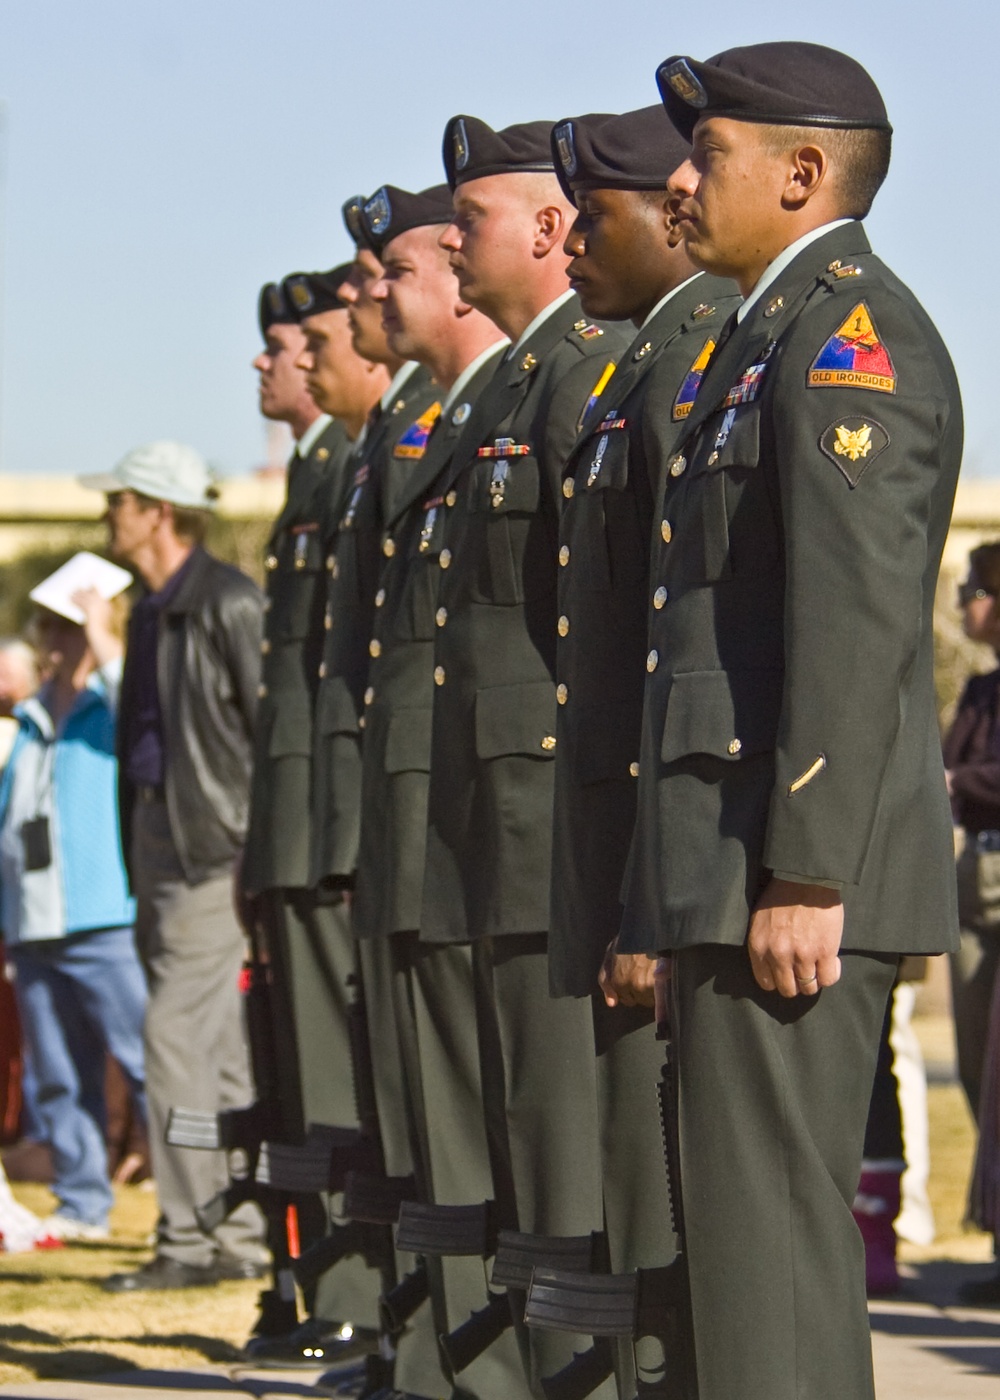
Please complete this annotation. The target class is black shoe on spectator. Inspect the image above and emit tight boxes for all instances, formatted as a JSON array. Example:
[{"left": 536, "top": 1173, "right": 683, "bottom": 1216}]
[
  {"left": 215, "top": 1252, "right": 270, "bottom": 1281},
  {"left": 102, "top": 1255, "right": 217, "bottom": 1292},
  {"left": 243, "top": 1317, "right": 379, "bottom": 1367}
]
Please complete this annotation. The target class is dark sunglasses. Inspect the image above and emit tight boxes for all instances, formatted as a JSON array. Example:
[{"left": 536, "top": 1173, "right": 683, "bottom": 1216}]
[{"left": 958, "top": 581, "right": 996, "bottom": 606}]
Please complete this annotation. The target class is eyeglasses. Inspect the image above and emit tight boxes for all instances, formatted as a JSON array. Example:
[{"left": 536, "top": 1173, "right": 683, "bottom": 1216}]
[{"left": 958, "top": 581, "right": 995, "bottom": 606}]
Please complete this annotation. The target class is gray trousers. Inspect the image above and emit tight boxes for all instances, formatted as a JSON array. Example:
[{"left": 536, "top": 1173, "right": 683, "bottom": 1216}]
[
  {"left": 675, "top": 944, "right": 897, "bottom": 1400},
  {"left": 267, "top": 893, "right": 380, "bottom": 1329},
  {"left": 131, "top": 798, "right": 265, "bottom": 1268},
  {"left": 952, "top": 844, "right": 1000, "bottom": 1120}
]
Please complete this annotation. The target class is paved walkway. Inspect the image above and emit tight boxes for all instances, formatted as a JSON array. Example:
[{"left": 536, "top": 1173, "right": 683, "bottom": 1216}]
[{"left": 0, "top": 1267, "right": 998, "bottom": 1399}]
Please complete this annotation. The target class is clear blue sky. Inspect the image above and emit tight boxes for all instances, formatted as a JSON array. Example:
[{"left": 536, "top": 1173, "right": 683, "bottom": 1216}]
[{"left": 0, "top": 0, "right": 992, "bottom": 478}]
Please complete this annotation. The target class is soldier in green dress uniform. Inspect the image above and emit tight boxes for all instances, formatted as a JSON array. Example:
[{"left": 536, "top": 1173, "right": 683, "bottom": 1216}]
[
  {"left": 529, "top": 106, "right": 741, "bottom": 1400},
  {"left": 414, "top": 115, "right": 629, "bottom": 1399},
  {"left": 619, "top": 43, "right": 963, "bottom": 1400},
  {"left": 240, "top": 270, "right": 388, "bottom": 1366}
]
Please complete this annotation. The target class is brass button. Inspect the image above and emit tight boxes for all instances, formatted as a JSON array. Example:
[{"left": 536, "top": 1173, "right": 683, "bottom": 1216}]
[
  {"left": 294, "top": 556, "right": 305, "bottom": 570},
  {"left": 557, "top": 615, "right": 569, "bottom": 637},
  {"left": 707, "top": 450, "right": 719, "bottom": 466},
  {"left": 383, "top": 537, "right": 395, "bottom": 558},
  {"left": 364, "top": 686, "right": 375, "bottom": 706},
  {"left": 369, "top": 638, "right": 381, "bottom": 658},
  {"left": 434, "top": 665, "right": 446, "bottom": 686},
  {"left": 629, "top": 761, "right": 640, "bottom": 778},
  {"left": 541, "top": 735, "right": 557, "bottom": 751},
  {"left": 358, "top": 715, "right": 365, "bottom": 729},
  {"left": 660, "top": 520, "right": 672, "bottom": 543},
  {"left": 653, "top": 587, "right": 668, "bottom": 610},
  {"left": 435, "top": 607, "right": 448, "bottom": 627},
  {"left": 324, "top": 610, "right": 332, "bottom": 630},
  {"left": 668, "top": 455, "right": 686, "bottom": 478},
  {"left": 558, "top": 545, "right": 570, "bottom": 567},
  {"left": 556, "top": 683, "right": 568, "bottom": 705},
  {"left": 445, "top": 490, "right": 457, "bottom": 507},
  {"left": 728, "top": 738, "right": 742, "bottom": 755},
  {"left": 562, "top": 478, "right": 575, "bottom": 499},
  {"left": 318, "top": 662, "right": 327, "bottom": 679},
  {"left": 262, "top": 597, "right": 272, "bottom": 612},
  {"left": 260, "top": 638, "right": 271, "bottom": 654},
  {"left": 330, "top": 558, "right": 339, "bottom": 579},
  {"left": 646, "top": 649, "right": 659, "bottom": 673},
  {"left": 440, "top": 548, "right": 452, "bottom": 569},
  {"left": 326, "top": 554, "right": 336, "bottom": 571},
  {"left": 257, "top": 682, "right": 268, "bottom": 698},
  {"left": 374, "top": 588, "right": 386, "bottom": 608},
  {"left": 264, "top": 554, "right": 278, "bottom": 571}
]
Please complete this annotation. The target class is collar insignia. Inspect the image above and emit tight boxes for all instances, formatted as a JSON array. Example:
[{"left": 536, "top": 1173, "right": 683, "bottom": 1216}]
[
  {"left": 808, "top": 302, "right": 896, "bottom": 394},
  {"left": 451, "top": 402, "right": 471, "bottom": 425}
]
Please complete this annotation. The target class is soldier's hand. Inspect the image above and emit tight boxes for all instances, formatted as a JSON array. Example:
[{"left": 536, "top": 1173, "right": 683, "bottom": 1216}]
[
  {"left": 746, "top": 878, "right": 843, "bottom": 998},
  {"left": 598, "top": 937, "right": 658, "bottom": 1008}
]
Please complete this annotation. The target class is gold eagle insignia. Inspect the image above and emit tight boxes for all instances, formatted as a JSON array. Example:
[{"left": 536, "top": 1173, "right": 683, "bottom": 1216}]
[{"left": 832, "top": 422, "right": 873, "bottom": 463}]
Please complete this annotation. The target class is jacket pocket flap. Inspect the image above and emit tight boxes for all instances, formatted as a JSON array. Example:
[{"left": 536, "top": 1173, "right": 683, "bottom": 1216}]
[
  {"left": 267, "top": 696, "right": 313, "bottom": 757},
  {"left": 660, "top": 668, "right": 782, "bottom": 763},
  {"left": 475, "top": 681, "right": 557, "bottom": 760},
  {"left": 385, "top": 708, "right": 433, "bottom": 774},
  {"left": 316, "top": 677, "right": 361, "bottom": 736},
  {"left": 469, "top": 456, "right": 540, "bottom": 515}
]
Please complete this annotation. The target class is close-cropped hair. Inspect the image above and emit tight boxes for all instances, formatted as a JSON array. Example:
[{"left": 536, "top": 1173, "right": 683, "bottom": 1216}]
[{"left": 759, "top": 123, "right": 892, "bottom": 219}]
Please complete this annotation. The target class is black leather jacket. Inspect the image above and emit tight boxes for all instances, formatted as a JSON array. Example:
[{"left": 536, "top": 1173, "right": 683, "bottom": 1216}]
[{"left": 119, "top": 547, "right": 264, "bottom": 885}]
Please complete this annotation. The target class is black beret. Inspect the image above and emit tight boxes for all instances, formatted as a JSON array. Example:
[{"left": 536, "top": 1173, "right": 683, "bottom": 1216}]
[
  {"left": 443, "top": 115, "right": 555, "bottom": 191},
  {"left": 258, "top": 282, "right": 297, "bottom": 337},
  {"left": 551, "top": 107, "right": 690, "bottom": 201},
  {"left": 281, "top": 264, "right": 355, "bottom": 320},
  {"left": 658, "top": 43, "right": 891, "bottom": 141},
  {"left": 342, "top": 195, "right": 378, "bottom": 255},
  {"left": 362, "top": 183, "right": 455, "bottom": 256}
]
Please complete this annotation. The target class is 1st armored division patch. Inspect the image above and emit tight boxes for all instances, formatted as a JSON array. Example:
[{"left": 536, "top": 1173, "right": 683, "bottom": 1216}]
[
  {"left": 393, "top": 403, "right": 443, "bottom": 459},
  {"left": 808, "top": 302, "right": 896, "bottom": 394}
]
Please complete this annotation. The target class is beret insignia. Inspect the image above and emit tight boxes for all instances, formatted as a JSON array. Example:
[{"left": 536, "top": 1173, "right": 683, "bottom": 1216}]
[
  {"left": 553, "top": 121, "right": 577, "bottom": 177},
  {"left": 663, "top": 59, "right": 708, "bottom": 109},
  {"left": 365, "top": 187, "right": 392, "bottom": 237},
  {"left": 819, "top": 416, "right": 890, "bottom": 486},
  {"left": 808, "top": 302, "right": 896, "bottom": 394},
  {"left": 265, "top": 285, "right": 286, "bottom": 319},
  {"left": 288, "top": 278, "right": 314, "bottom": 312},
  {"left": 344, "top": 202, "right": 366, "bottom": 242},
  {"left": 453, "top": 118, "right": 470, "bottom": 171}
]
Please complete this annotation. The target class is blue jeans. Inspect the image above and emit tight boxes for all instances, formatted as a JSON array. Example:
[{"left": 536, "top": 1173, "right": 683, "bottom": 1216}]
[{"left": 11, "top": 926, "right": 147, "bottom": 1226}]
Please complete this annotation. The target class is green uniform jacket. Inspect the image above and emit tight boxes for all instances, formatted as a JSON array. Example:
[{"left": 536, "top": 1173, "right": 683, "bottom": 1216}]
[
  {"left": 420, "top": 295, "right": 630, "bottom": 942},
  {"left": 354, "top": 348, "right": 507, "bottom": 941},
  {"left": 549, "top": 275, "right": 741, "bottom": 997},
  {"left": 243, "top": 418, "right": 353, "bottom": 896},
  {"left": 310, "top": 365, "right": 438, "bottom": 888},
  {"left": 619, "top": 222, "right": 963, "bottom": 956}
]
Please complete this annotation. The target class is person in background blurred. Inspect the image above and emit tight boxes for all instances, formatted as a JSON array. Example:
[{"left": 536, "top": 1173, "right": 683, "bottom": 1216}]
[
  {"left": 0, "top": 586, "right": 146, "bottom": 1241},
  {"left": 945, "top": 540, "right": 1000, "bottom": 1303},
  {"left": 0, "top": 639, "right": 38, "bottom": 769}
]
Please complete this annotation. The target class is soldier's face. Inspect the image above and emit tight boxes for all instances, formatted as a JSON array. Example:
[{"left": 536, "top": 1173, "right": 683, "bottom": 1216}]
[
  {"left": 296, "top": 308, "right": 373, "bottom": 419},
  {"left": 371, "top": 225, "right": 464, "bottom": 363},
  {"left": 668, "top": 117, "right": 790, "bottom": 290},
  {"left": 440, "top": 176, "right": 542, "bottom": 320},
  {"left": 564, "top": 187, "right": 681, "bottom": 324},
  {"left": 252, "top": 323, "right": 311, "bottom": 421},
  {"left": 337, "top": 251, "right": 394, "bottom": 363}
]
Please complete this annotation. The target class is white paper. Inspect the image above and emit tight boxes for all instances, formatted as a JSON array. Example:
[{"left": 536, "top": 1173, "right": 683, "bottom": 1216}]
[{"left": 29, "top": 551, "right": 133, "bottom": 624}]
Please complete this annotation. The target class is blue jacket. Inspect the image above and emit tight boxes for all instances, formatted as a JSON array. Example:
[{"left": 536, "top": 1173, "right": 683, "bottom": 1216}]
[{"left": 0, "top": 662, "right": 134, "bottom": 942}]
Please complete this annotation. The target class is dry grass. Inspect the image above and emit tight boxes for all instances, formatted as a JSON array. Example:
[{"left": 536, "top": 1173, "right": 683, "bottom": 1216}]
[{"left": 0, "top": 1183, "right": 261, "bottom": 1385}]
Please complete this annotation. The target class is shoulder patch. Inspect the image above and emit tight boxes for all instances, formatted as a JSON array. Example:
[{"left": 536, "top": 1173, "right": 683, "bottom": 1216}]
[
  {"left": 819, "top": 417, "right": 890, "bottom": 487},
  {"left": 393, "top": 403, "right": 443, "bottom": 459},
  {"left": 673, "top": 338, "right": 716, "bottom": 420},
  {"left": 808, "top": 302, "right": 896, "bottom": 394}
]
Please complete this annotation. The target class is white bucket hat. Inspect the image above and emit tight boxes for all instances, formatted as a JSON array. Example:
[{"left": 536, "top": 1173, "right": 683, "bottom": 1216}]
[{"left": 79, "top": 440, "right": 219, "bottom": 509}]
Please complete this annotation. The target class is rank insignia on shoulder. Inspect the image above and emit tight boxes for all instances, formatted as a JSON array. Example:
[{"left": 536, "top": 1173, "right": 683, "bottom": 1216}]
[
  {"left": 827, "top": 260, "right": 862, "bottom": 279},
  {"left": 819, "top": 416, "right": 890, "bottom": 487},
  {"left": 575, "top": 360, "right": 617, "bottom": 434},
  {"left": 393, "top": 403, "right": 443, "bottom": 459},
  {"left": 477, "top": 437, "right": 531, "bottom": 459},
  {"left": 673, "top": 338, "right": 716, "bottom": 420},
  {"left": 575, "top": 323, "right": 604, "bottom": 340},
  {"left": 722, "top": 341, "right": 776, "bottom": 408},
  {"left": 691, "top": 303, "right": 715, "bottom": 320},
  {"left": 808, "top": 302, "right": 896, "bottom": 394}
]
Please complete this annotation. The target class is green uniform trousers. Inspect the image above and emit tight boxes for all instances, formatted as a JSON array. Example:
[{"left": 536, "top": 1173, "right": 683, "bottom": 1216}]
[{"left": 674, "top": 944, "right": 898, "bottom": 1400}]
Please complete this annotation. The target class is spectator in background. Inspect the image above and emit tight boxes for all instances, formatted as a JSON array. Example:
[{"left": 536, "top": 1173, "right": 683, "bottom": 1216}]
[
  {"left": 78, "top": 442, "right": 268, "bottom": 1292},
  {"left": 0, "top": 586, "right": 146, "bottom": 1241},
  {"left": 0, "top": 639, "right": 38, "bottom": 769}
]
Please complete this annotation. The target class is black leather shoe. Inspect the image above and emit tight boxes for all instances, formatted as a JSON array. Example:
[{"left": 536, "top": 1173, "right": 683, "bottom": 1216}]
[
  {"left": 242, "top": 1318, "right": 379, "bottom": 1367},
  {"left": 957, "top": 1268, "right": 1000, "bottom": 1307},
  {"left": 101, "top": 1256, "right": 218, "bottom": 1293},
  {"left": 215, "top": 1253, "right": 270, "bottom": 1281}
]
